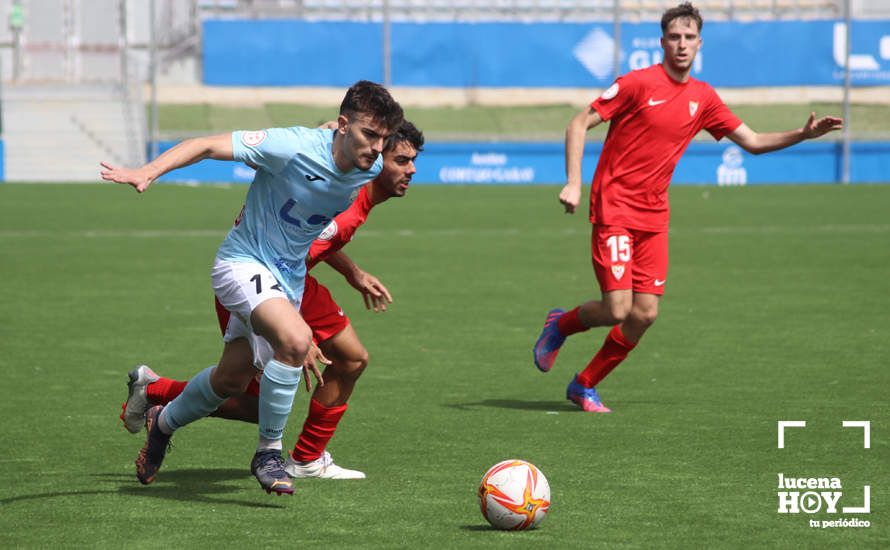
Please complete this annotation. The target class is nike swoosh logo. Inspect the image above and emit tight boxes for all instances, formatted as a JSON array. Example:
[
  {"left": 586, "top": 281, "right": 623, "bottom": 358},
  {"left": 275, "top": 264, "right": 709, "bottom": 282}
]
[
  {"left": 654, "top": 279, "right": 666, "bottom": 286},
  {"left": 648, "top": 99, "right": 667, "bottom": 106}
]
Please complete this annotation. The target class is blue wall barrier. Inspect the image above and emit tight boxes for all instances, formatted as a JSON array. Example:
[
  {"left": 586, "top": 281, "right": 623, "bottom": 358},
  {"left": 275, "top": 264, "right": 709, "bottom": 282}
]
[
  {"left": 155, "top": 139, "right": 890, "bottom": 185},
  {"left": 204, "top": 19, "right": 890, "bottom": 87}
]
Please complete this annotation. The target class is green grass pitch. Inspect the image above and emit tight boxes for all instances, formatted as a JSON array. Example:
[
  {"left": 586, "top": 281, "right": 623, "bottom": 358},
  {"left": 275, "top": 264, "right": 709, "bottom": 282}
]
[{"left": 0, "top": 182, "right": 887, "bottom": 548}]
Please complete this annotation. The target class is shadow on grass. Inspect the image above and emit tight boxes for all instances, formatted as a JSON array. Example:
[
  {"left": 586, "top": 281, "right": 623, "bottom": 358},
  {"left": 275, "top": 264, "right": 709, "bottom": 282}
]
[
  {"left": 459, "top": 524, "right": 496, "bottom": 532},
  {"left": 446, "top": 399, "right": 572, "bottom": 412},
  {"left": 460, "top": 524, "right": 544, "bottom": 534},
  {"left": 108, "top": 468, "right": 286, "bottom": 509},
  {"left": 0, "top": 469, "right": 286, "bottom": 509}
]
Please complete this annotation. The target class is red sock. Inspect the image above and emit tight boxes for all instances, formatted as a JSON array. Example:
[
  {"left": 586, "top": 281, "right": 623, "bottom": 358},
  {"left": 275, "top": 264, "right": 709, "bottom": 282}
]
[
  {"left": 556, "top": 307, "right": 589, "bottom": 336},
  {"left": 291, "top": 399, "right": 348, "bottom": 462},
  {"left": 576, "top": 325, "right": 636, "bottom": 388},
  {"left": 146, "top": 377, "right": 188, "bottom": 405}
]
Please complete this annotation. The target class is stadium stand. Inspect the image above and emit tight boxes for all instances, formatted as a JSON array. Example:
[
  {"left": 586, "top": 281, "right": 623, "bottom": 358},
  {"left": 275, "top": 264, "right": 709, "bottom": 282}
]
[
  {"left": 195, "top": 0, "right": 846, "bottom": 21},
  {"left": 0, "top": 0, "right": 146, "bottom": 180}
]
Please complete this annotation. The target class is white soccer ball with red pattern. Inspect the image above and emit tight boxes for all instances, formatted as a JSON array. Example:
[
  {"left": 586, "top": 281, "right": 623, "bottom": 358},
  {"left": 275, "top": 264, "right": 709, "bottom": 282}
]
[{"left": 478, "top": 459, "right": 550, "bottom": 530}]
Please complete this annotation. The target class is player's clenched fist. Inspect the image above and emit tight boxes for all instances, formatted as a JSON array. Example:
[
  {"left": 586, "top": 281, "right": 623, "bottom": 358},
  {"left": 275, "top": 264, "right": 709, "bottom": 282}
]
[{"left": 559, "top": 184, "right": 582, "bottom": 214}]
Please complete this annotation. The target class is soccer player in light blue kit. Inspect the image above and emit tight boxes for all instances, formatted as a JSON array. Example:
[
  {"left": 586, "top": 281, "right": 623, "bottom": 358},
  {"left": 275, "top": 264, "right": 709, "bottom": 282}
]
[{"left": 100, "top": 81, "right": 403, "bottom": 494}]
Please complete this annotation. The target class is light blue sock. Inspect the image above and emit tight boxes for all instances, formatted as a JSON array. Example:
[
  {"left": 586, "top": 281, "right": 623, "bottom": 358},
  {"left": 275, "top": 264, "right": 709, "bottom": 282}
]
[
  {"left": 161, "top": 366, "right": 225, "bottom": 432},
  {"left": 258, "top": 359, "right": 303, "bottom": 442}
]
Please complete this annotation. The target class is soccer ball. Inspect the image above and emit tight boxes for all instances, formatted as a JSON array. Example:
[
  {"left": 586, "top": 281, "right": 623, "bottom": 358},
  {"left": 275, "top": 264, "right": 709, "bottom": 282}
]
[{"left": 478, "top": 459, "right": 550, "bottom": 530}]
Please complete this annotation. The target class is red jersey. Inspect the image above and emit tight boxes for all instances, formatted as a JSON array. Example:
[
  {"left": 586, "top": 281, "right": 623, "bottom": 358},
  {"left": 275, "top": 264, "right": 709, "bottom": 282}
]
[
  {"left": 307, "top": 183, "right": 375, "bottom": 270},
  {"left": 589, "top": 64, "right": 742, "bottom": 232}
]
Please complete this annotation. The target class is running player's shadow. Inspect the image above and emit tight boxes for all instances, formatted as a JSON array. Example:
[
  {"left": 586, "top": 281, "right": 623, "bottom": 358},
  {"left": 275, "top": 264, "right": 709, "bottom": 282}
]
[
  {"left": 104, "top": 469, "right": 285, "bottom": 509},
  {"left": 446, "top": 399, "right": 571, "bottom": 412}
]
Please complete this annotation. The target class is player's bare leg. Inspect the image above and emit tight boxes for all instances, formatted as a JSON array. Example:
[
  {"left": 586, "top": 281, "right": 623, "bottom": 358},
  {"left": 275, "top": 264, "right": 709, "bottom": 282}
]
[
  {"left": 286, "top": 324, "right": 368, "bottom": 479},
  {"left": 577, "top": 289, "right": 633, "bottom": 328},
  {"left": 180, "top": 339, "right": 258, "bottom": 422},
  {"left": 211, "top": 338, "right": 262, "bottom": 397},
  {"left": 618, "top": 293, "right": 660, "bottom": 344},
  {"left": 315, "top": 325, "right": 368, "bottom": 406}
]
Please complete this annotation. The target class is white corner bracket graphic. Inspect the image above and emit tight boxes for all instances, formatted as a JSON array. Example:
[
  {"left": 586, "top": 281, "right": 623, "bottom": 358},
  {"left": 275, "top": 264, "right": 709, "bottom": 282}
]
[
  {"left": 843, "top": 485, "right": 871, "bottom": 514},
  {"left": 842, "top": 420, "right": 871, "bottom": 449},
  {"left": 777, "top": 421, "right": 806, "bottom": 449}
]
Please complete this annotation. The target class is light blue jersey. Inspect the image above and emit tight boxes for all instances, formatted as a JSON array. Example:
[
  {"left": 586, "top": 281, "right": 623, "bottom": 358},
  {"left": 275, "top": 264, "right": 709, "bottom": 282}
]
[{"left": 217, "top": 126, "right": 382, "bottom": 302}]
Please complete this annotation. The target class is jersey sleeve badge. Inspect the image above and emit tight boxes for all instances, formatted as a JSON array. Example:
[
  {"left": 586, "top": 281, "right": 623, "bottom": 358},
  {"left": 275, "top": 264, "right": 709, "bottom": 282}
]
[
  {"left": 600, "top": 82, "right": 619, "bottom": 100},
  {"left": 318, "top": 220, "right": 338, "bottom": 241},
  {"left": 241, "top": 130, "right": 267, "bottom": 147}
]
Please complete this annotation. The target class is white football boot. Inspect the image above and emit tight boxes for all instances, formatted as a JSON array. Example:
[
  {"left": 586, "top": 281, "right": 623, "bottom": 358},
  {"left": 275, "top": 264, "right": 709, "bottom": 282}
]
[
  {"left": 284, "top": 451, "right": 366, "bottom": 479},
  {"left": 122, "top": 364, "right": 160, "bottom": 433}
]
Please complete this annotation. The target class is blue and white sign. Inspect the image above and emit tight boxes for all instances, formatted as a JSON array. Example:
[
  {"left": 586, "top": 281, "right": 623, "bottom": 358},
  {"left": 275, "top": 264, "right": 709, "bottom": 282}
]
[
  {"left": 831, "top": 21, "right": 890, "bottom": 85},
  {"left": 203, "top": 19, "right": 890, "bottom": 87},
  {"left": 154, "top": 140, "right": 890, "bottom": 185}
]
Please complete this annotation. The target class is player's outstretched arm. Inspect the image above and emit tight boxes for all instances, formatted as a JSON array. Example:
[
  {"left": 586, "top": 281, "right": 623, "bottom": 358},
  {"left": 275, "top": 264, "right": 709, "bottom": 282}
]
[
  {"left": 100, "top": 133, "right": 234, "bottom": 193},
  {"left": 727, "top": 112, "right": 843, "bottom": 155},
  {"left": 325, "top": 251, "right": 393, "bottom": 312},
  {"left": 561, "top": 106, "right": 603, "bottom": 214}
]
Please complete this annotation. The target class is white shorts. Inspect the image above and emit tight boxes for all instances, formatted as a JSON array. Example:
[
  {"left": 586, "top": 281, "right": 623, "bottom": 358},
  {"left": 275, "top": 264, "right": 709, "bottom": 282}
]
[{"left": 211, "top": 257, "right": 300, "bottom": 369}]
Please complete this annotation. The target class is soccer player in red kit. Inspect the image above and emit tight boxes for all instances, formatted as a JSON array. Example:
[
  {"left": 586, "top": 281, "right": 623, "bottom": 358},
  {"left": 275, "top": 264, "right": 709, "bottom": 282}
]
[
  {"left": 533, "top": 2, "right": 843, "bottom": 412},
  {"left": 122, "top": 121, "right": 424, "bottom": 477}
]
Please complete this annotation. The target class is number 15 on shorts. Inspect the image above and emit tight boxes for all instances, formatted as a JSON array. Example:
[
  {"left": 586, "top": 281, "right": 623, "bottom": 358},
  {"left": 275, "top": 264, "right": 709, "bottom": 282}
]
[{"left": 606, "top": 235, "right": 631, "bottom": 263}]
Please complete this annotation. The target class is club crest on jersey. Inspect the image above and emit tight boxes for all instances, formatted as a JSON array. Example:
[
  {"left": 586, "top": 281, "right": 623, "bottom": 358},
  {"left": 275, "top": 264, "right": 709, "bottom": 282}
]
[
  {"left": 689, "top": 101, "right": 699, "bottom": 117},
  {"left": 318, "top": 220, "right": 338, "bottom": 241},
  {"left": 601, "top": 83, "right": 619, "bottom": 100},
  {"left": 350, "top": 188, "right": 361, "bottom": 202},
  {"left": 611, "top": 264, "right": 626, "bottom": 280},
  {"left": 241, "top": 130, "right": 267, "bottom": 147}
]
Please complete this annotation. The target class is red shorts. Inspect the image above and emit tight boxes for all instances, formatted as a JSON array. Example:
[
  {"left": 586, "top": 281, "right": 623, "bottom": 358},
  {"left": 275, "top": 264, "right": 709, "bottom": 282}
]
[
  {"left": 214, "top": 274, "right": 350, "bottom": 343},
  {"left": 300, "top": 274, "right": 351, "bottom": 343},
  {"left": 591, "top": 225, "right": 668, "bottom": 295}
]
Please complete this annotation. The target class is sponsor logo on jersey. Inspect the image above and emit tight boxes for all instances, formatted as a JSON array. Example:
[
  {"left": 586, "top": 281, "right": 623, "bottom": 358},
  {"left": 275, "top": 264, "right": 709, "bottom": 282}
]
[
  {"left": 654, "top": 279, "right": 666, "bottom": 286},
  {"left": 648, "top": 98, "right": 667, "bottom": 106},
  {"left": 601, "top": 82, "right": 619, "bottom": 100},
  {"left": 689, "top": 101, "right": 699, "bottom": 117},
  {"left": 305, "top": 173, "right": 325, "bottom": 182},
  {"left": 318, "top": 220, "right": 338, "bottom": 241},
  {"left": 241, "top": 130, "right": 267, "bottom": 147},
  {"left": 611, "top": 264, "right": 625, "bottom": 280}
]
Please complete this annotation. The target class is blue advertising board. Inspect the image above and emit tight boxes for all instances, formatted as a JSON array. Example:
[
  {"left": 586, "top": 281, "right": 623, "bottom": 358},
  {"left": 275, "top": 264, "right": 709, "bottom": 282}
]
[
  {"left": 203, "top": 19, "right": 890, "bottom": 87},
  {"left": 203, "top": 20, "right": 382, "bottom": 86},
  {"left": 154, "top": 140, "right": 890, "bottom": 185}
]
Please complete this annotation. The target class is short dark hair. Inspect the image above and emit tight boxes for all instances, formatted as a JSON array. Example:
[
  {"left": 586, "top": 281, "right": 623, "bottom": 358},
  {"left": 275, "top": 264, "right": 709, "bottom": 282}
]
[
  {"left": 661, "top": 2, "right": 703, "bottom": 33},
  {"left": 385, "top": 120, "right": 424, "bottom": 153},
  {"left": 340, "top": 80, "right": 404, "bottom": 132}
]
